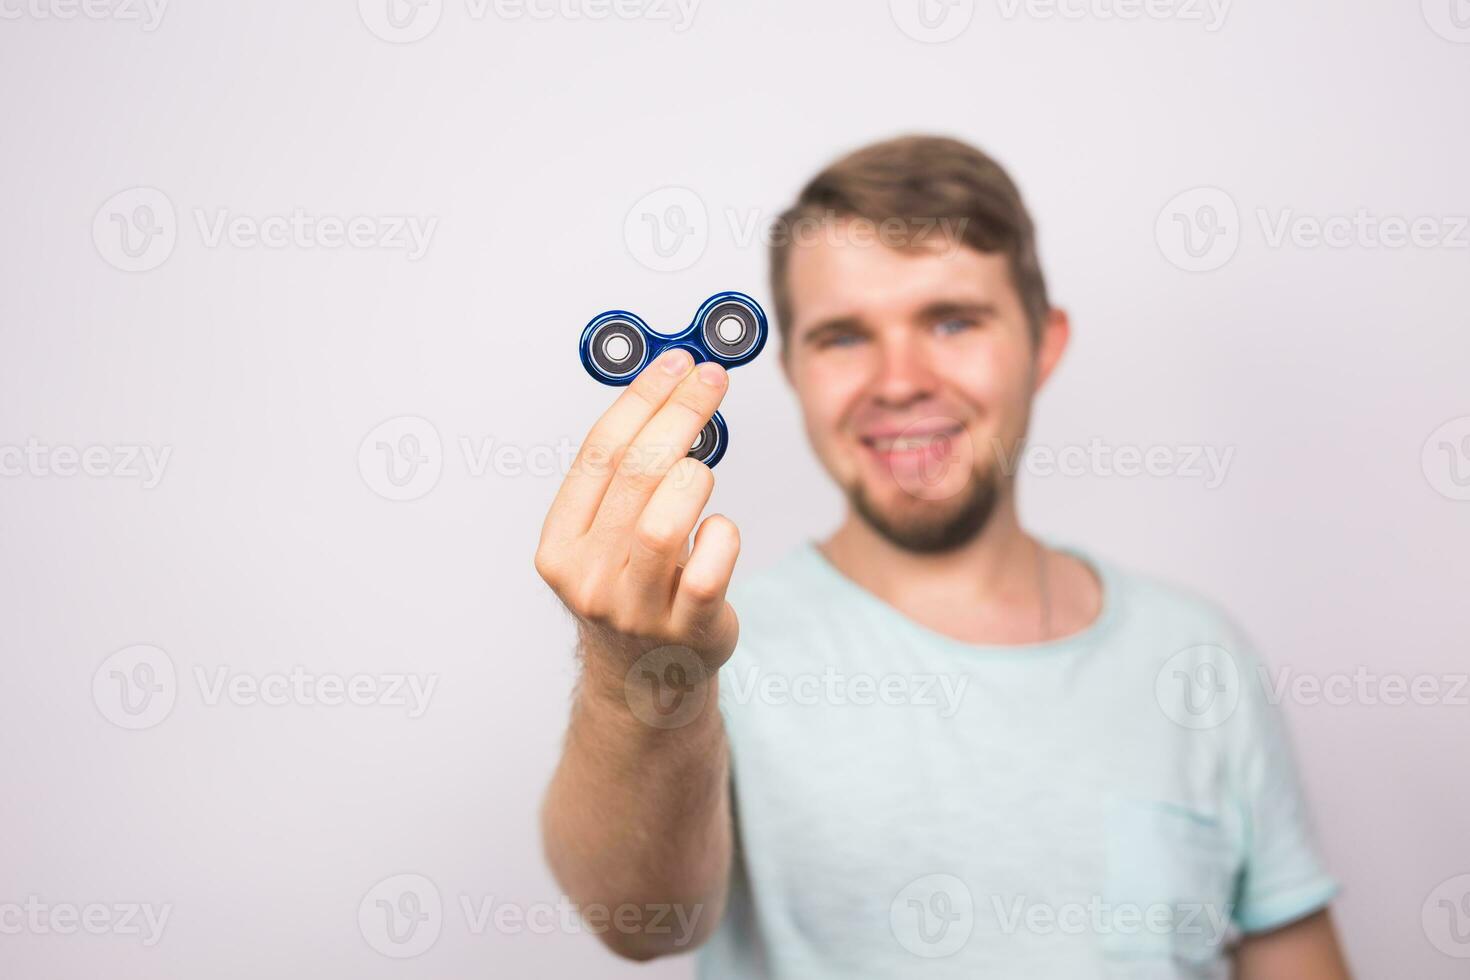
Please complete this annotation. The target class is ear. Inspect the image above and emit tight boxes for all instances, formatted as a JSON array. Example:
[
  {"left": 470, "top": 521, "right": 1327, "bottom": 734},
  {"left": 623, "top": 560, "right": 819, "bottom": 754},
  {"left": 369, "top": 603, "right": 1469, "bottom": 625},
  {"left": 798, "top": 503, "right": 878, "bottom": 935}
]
[{"left": 1033, "top": 307, "right": 1070, "bottom": 392}]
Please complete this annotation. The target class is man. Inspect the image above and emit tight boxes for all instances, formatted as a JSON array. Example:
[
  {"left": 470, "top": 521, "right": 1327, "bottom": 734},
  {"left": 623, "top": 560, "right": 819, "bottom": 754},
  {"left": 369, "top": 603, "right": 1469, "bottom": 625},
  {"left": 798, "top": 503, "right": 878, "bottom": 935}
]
[{"left": 534, "top": 136, "right": 1351, "bottom": 978}]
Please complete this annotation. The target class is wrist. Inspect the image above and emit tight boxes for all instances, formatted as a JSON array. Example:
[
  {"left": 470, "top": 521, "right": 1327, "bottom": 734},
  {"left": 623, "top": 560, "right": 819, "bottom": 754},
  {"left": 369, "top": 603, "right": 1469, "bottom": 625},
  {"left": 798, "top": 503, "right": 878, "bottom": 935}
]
[{"left": 577, "top": 638, "right": 722, "bottom": 741}]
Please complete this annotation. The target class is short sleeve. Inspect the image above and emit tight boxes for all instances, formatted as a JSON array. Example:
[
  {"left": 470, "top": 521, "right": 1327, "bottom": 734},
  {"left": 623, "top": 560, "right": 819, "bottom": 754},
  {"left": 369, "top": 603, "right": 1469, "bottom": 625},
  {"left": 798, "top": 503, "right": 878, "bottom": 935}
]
[{"left": 1223, "top": 627, "right": 1340, "bottom": 934}]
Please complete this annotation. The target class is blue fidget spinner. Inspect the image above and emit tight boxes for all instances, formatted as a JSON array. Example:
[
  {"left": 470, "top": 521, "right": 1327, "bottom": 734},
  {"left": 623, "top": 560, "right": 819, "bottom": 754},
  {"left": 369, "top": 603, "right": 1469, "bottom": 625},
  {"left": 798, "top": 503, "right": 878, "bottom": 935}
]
[{"left": 580, "top": 291, "right": 768, "bottom": 468}]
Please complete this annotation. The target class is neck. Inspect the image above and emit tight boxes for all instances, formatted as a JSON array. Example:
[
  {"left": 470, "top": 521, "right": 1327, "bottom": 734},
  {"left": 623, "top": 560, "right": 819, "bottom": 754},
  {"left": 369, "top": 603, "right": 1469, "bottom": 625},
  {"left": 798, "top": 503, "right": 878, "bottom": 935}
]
[{"left": 820, "top": 490, "right": 1041, "bottom": 613}]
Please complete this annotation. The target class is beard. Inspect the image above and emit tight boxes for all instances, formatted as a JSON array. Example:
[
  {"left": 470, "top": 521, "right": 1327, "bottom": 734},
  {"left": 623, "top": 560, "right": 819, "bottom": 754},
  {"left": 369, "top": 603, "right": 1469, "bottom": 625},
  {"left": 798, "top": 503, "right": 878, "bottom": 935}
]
[{"left": 847, "top": 463, "right": 1001, "bottom": 554}]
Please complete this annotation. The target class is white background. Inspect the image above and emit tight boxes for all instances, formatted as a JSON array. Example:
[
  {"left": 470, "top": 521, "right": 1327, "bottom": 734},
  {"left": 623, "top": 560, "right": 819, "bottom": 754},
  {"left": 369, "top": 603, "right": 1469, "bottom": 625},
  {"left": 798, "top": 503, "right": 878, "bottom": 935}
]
[{"left": 1, "top": 0, "right": 1467, "bottom": 977}]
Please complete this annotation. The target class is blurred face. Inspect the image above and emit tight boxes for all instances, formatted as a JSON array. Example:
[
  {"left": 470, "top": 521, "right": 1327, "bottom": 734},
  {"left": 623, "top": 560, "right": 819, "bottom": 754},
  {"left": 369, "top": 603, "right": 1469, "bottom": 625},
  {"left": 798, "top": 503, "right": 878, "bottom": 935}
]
[{"left": 782, "top": 220, "right": 1067, "bottom": 553}]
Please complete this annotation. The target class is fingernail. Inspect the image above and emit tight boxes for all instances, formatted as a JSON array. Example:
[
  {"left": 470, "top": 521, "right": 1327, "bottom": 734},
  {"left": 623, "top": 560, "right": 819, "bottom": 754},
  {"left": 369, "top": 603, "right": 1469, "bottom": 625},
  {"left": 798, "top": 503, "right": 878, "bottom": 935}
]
[
  {"left": 661, "top": 349, "right": 693, "bottom": 375},
  {"left": 697, "top": 362, "right": 726, "bottom": 387}
]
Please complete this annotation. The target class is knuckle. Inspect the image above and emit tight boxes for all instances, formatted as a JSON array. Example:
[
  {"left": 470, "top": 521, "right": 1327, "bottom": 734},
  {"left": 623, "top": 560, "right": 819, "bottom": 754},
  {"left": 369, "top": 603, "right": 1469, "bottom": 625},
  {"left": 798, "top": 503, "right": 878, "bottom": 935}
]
[
  {"left": 670, "top": 456, "right": 713, "bottom": 493},
  {"left": 619, "top": 463, "right": 663, "bottom": 496},
  {"left": 680, "top": 572, "right": 722, "bottom": 604},
  {"left": 569, "top": 580, "right": 611, "bottom": 623},
  {"left": 533, "top": 547, "right": 559, "bottom": 586},
  {"left": 628, "top": 369, "right": 673, "bottom": 403},
  {"left": 670, "top": 386, "right": 714, "bottom": 420},
  {"left": 635, "top": 520, "right": 682, "bottom": 555},
  {"left": 607, "top": 609, "right": 644, "bottom": 637},
  {"left": 573, "top": 440, "right": 615, "bottom": 479}
]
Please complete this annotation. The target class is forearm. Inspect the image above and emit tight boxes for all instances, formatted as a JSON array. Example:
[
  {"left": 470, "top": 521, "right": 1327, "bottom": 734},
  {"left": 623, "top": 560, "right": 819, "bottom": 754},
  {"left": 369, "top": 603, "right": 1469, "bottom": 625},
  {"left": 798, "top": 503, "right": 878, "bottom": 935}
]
[
  {"left": 541, "top": 654, "right": 732, "bottom": 960},
  {"left": 1234, "top": 910, "right": 1351, "bottom": 980}
]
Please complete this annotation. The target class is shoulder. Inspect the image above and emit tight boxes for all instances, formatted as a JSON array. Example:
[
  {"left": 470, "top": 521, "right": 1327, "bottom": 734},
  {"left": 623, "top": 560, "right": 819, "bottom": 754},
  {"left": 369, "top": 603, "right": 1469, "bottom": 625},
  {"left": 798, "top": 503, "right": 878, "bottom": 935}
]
[
  {"left": 1083, "top": 552, "right": 1275, "bottom": 721},
  {"left": 1093, "top": 553, "right": 1279, "bottom": 736},
  {"left": 1098, "top": 553, "right": 1258, "bottom": 656}
]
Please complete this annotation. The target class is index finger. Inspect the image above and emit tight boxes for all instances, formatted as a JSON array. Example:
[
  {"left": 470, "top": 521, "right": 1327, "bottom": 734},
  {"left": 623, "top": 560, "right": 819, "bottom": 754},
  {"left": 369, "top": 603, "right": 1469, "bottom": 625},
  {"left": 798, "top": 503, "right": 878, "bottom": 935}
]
[
  {"left": 541, "top": 348, "right": 695, "bottom": 544},
  {"left": 591, "top": 361, "right": 728, "bottom": 535}
]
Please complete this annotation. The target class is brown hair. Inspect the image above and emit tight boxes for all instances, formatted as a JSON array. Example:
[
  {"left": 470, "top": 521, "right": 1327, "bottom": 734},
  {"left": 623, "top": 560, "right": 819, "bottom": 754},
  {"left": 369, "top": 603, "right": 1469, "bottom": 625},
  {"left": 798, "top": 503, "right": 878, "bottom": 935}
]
[{"left": 768, "top": 135, "right": 1050, "bottom": 344}]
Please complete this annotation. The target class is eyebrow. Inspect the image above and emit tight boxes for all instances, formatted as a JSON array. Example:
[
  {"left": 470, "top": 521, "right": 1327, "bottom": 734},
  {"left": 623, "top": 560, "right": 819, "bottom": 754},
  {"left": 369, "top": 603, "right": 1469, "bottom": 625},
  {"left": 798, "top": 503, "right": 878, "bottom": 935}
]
[
  {"left": 799, "top": 315, "right": 865, "bottom": 345},
  {"left": 916, "top": 300, "right": 999, "bottom": 322},
  {"left": 798, "top": 300, "right": 999, "bottom": 344}
]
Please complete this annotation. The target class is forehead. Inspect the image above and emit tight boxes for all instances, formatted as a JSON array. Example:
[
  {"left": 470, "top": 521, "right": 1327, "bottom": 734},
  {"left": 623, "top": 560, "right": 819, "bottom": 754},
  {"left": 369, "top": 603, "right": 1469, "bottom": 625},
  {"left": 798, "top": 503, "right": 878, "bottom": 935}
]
[{"left": 784, "top": 226, "right": 1016, "bottom": 330}]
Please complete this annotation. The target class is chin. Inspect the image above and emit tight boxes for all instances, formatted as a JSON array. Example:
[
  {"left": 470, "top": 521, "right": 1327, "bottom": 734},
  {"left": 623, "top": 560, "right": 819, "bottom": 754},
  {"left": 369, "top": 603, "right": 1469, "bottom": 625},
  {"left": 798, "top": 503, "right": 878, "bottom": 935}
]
[{"left": 848, "top": 467, "right": 1000, "bottom": 555}]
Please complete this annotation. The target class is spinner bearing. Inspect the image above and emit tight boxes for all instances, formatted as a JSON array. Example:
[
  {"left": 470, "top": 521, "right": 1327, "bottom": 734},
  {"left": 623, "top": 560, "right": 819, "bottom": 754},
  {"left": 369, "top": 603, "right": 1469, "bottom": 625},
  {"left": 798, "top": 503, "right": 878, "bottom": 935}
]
[{"left": 580, "top": 291, "right": 768, "bottom": 468}]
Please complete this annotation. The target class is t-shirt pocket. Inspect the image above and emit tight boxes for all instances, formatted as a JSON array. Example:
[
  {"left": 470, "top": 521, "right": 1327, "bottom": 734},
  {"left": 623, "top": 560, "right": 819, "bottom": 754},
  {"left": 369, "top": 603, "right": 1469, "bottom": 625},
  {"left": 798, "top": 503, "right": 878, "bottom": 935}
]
[{"left": 1101, "top": 796, "right": 1241, "bottom": 969}]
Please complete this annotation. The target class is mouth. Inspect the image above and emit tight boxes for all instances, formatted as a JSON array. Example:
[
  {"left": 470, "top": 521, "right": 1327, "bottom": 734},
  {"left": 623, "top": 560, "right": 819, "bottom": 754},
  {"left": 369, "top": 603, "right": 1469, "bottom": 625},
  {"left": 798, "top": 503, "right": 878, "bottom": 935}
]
[{"left": 858, "top": 423, "right": 965, "bottom": 468}]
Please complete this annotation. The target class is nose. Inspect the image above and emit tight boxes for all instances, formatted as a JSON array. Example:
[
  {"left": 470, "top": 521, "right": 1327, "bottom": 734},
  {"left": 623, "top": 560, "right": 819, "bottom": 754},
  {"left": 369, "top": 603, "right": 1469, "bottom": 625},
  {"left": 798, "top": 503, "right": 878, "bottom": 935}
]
[{"left": 870, "top": 330, "right": 938, "bottom": 407}]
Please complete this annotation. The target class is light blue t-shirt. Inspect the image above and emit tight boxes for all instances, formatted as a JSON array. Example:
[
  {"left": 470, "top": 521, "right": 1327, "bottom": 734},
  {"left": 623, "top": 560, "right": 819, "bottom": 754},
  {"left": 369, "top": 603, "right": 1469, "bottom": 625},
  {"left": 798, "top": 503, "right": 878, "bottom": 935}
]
[{"left": 699, "top": 544, "right": 1337, "bottom": 979}]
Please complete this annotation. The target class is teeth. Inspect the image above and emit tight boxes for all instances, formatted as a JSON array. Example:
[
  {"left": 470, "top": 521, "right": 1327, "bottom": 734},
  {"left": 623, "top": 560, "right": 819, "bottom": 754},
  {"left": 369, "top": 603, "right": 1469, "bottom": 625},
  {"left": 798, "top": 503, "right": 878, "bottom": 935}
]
[{"left": 870, "top": 434, "right": 949, "bottom": 451}]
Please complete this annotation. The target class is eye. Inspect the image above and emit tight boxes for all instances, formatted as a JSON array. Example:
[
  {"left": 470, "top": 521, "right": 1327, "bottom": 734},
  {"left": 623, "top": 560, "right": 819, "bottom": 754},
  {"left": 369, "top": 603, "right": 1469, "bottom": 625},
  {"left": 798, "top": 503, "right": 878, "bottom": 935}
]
[
  {"left": 817, "top": 331, "right": 866, "bottom": 349},
  {"left": 934, "top": 317, "right": 977, "bottom": 337}
]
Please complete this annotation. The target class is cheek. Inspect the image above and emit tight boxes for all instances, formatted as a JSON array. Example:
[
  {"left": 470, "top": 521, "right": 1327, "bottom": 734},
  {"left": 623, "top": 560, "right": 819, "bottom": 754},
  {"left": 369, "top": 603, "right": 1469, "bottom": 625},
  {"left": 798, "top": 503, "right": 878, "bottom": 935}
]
[
  {"left": 939, "top": 336, "right": 1032, "bottom": 423},
  {"left": 795, "top": 356, "right": 869, "bottom": 435}
]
